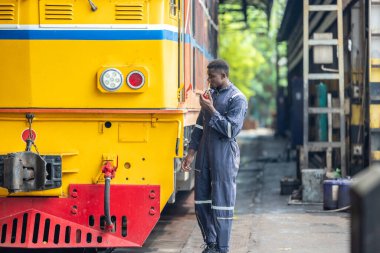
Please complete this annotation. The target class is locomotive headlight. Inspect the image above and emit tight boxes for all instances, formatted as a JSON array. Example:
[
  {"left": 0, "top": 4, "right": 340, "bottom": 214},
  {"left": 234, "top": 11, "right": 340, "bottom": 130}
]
[{"left": 100, "top": 68, "right": 123, "bottom": 91}]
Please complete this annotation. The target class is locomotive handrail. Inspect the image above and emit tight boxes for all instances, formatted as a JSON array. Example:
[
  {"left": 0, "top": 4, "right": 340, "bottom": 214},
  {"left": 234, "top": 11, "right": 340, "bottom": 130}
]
[
  {"left": 156, "top": 119, "right": 182, "bottom": 156},
  {"left": 0, "top": 108, "right": 187, "bottom": 114}
]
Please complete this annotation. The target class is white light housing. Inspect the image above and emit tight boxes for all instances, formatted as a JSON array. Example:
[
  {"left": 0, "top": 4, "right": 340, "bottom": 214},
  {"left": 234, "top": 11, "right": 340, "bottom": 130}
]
[{"left": 100, "top": 68, "right": 123, "bottom": 91}]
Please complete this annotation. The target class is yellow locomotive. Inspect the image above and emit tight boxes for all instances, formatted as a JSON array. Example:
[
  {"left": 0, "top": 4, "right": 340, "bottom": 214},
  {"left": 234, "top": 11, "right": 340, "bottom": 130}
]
[{"left": 0, "top": 0, "right": 218, "bottom": 249}]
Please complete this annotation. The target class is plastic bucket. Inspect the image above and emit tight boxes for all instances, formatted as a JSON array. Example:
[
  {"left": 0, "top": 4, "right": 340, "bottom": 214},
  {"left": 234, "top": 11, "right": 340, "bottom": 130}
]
[
  {"left": 323, "top": 180, "right": 339, "bottom": 210},
  {"left": 338, "top": 179, "right": 352, "bottom": 209}
]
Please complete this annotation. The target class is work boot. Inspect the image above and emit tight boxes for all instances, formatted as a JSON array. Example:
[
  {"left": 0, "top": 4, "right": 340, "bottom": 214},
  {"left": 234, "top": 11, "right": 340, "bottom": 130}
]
[{"left": 201, "top": 242, "right": 218, "bottom": 253}]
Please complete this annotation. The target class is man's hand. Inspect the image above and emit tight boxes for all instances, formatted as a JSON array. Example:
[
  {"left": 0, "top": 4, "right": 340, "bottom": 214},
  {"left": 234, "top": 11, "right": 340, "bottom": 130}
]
[
  {"left": 200, "top": 93, "right": 216, "bottom": 114},
  {"left": 182, "top": 149, "right": 196, "bottom": 172}
]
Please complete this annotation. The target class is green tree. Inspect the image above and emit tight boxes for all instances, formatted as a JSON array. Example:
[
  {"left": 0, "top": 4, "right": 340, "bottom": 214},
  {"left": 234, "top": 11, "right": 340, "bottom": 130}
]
[
  {"left": 219, "top": 29, "right": 265, "bottom": 97},
  {"left": 219, "top": 0, "right": 287, "bottom": 126}
]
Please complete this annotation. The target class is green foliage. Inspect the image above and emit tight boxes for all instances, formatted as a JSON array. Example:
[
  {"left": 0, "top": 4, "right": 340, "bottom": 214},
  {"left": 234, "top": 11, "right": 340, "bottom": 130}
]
[
  {"left": 219, "top": 29, "right": 265, "bottom": 97},
  {"left": 219, "top": 0, "right": 287, "bottom": 126}
]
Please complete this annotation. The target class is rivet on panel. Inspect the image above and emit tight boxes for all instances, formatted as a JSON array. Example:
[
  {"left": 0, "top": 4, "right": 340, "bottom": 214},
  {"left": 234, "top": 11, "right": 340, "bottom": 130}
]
[
  {"left": 71, "top": 205, "right": 78, "bottom": 215},
  {"left": 71, "top": 189, "right": 78, "bottom": 198},
  {"left": 149, "top": 207, "right": 156, "bottom": 216},
  {"left": 149, "top": 190, "right": 156, "bottom": 199}
]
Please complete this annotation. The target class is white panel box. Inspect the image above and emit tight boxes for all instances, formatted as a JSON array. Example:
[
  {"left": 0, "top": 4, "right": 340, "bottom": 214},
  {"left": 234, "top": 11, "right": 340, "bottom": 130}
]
[{"left": 313, "top": 33, "right": 334, "bottom": 64}]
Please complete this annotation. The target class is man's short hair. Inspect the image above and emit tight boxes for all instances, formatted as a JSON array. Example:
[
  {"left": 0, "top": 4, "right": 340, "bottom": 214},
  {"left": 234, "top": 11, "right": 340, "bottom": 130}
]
[{"left": 207, "top": 59, "right": 229, "bottom": 77}]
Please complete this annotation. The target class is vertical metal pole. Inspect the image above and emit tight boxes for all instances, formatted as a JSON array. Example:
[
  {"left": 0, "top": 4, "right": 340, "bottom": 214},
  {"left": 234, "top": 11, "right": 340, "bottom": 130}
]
[
  {"left": 337, "top": 0, "right": 347, "bottom": 177},
  {"left": 276, "top": 42, "right": 280, "bottom": 90},
  {"left": 368, "top": 0, "right": 373, "bottom": 167},
  {"left": 327, "top": 94, "right": 332, "bottom": 174},
  {"left": 303, "top": 0, "right": 309, "bottom": 170}
]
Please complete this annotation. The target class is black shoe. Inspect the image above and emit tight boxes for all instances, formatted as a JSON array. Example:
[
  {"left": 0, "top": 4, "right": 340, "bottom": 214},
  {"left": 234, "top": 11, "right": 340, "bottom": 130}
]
[{"left": 201, "top": 242, "right": 218, "bottom": 253}]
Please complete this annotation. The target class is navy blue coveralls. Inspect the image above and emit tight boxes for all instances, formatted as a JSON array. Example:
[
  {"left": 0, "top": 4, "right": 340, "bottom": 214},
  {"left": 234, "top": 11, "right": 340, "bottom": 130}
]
[{"left": 189, "top": 83, "right": 247, "bottom": 253}]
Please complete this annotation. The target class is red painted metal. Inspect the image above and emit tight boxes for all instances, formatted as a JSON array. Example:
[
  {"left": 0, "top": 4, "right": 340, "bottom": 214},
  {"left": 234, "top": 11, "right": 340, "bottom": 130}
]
[
  {"left": 21, "top": 129, "right": 36, "bottom": 142},
  {"left": 102, "top": 161, "right": 117, "bottom": 179},
  {"left": 0, "top": 184, "right": 160, "bottom": 248}
]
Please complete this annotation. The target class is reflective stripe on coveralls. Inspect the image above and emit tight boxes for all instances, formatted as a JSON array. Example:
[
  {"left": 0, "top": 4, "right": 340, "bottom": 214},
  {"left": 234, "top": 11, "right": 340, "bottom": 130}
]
[
  {"left": 211, "top": 205, "right": 234, "bottom": 210},
  {"left": 195, "top": 200, "right": 212, "bottom": 204},
  {"left": 195, "top": 124, "right": 204, "bottom": 130},
  {"left": 189, "top": 83, "right": 247, "bottom": 253}
]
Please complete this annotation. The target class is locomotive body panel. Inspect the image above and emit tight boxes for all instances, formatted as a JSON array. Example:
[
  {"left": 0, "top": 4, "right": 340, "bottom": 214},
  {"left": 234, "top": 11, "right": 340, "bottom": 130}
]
[{"left": 0, "top": 0, "right": 218, "bottom": 248}]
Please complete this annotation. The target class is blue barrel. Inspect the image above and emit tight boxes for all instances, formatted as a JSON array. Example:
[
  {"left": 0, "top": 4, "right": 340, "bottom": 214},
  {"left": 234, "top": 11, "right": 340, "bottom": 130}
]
[
  {"left": 323, "top": 180, "right": 339, "bottom": 210},
  {"left": 338, "top": 179, "right": 352, "bottom": 209}
]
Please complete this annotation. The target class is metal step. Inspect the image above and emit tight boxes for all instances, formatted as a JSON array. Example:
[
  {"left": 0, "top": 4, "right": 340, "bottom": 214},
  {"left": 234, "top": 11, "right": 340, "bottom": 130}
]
[
  {"left": 308, "top": 39, "right": 338, "bottom": 46},
  {"left": 370, "top": 95, "right": 380, "bottom": 101},
  {"left": 308, "top": 73, "right": 340, "bottom": 80},
  {"left": 307, "top": 142, "right": 344, "bottom": 151},
  {"left": 308, "top": 5, "right": 338, "bottom": 12},
  {"left": 308, "top": 107, "right": 342, "bottom": 114}
]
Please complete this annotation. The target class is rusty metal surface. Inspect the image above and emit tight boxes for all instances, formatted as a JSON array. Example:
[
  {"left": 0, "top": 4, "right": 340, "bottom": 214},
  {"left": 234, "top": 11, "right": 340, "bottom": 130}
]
[
  {"left": 0, "top": 152, "right": 63, "bottom": 193},
  {"left": 2, "top": 152, "right": 47, "bottom": 192}
]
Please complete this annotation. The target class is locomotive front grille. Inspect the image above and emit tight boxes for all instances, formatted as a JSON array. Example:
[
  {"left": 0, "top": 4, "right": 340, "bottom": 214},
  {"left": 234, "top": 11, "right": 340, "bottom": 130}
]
[
  {"left": 115, "top": 3, "right": 144, "bottom": 21},
  {"left": 0, "top": 211, "right": 128, "bottom": 247},
  {"left": 0, "top": 4, "right": 15, "bottom": 20},
  {"left": 44, "top": 4, "right": 73, "bottom": 20},
  {"left": 0, "top": 185, "right": 160, "bottom": 247}
]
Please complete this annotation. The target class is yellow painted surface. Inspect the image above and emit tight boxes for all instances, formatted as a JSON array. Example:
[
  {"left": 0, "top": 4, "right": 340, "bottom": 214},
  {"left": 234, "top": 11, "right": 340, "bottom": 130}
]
[
  {"left": 370, "top": 105, "right": 380, "bottom": 128},
  {"left": 370, "top": 59, "right": 380, "bottom": 82},
  {"left": 4, "top": 0, "right": 178, "bottom": 33},
  {"left": 11, "top": 0, "right": 173, "bottom": 26},
  {"left": 0, "top": 0, "right": 198, "bottom": 213},
  {"left": 371, "top": 151, "right": 380, "bottom": 161},
  {"left": 372, "top": 59, "right": 380, "bottom": 66},
  {"left": 0, "top": 0, "right": 181, "bottom": 108},
  {"left": 0, "top": 40, "right": 179, "bottom": 108},
  {"left": 351, "top": 104, "right": 362, "bottom": 125},
  {"left": 0, "top": 113, "right": 183, "bottom": 211},
  {"left": 369, "top": 59, "right": 380, "bottom": 164}
]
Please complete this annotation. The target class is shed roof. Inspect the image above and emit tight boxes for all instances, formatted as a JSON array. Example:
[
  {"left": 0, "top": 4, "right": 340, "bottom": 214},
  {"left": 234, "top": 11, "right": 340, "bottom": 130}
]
[{"left": 277, "top": 0, "right": 356, "bottom": 42}]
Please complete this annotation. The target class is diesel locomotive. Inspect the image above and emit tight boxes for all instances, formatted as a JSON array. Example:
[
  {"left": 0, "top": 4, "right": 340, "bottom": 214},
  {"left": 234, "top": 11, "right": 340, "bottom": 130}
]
[{"left": 0, "top": 0, "right": 218, "bottom": 249}]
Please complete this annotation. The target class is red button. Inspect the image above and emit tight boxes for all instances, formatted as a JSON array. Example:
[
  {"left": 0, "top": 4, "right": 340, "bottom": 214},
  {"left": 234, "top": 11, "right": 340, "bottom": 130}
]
[{"left": 21, "top": 129, "right": 37, "bottom": 142}]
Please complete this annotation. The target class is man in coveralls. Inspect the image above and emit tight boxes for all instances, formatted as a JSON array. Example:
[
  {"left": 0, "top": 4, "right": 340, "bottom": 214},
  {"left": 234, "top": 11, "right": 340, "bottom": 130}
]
[{"left": 182, "top": 59, "right": 247, "bottom": 253}]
